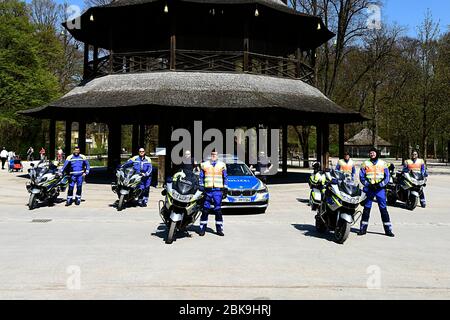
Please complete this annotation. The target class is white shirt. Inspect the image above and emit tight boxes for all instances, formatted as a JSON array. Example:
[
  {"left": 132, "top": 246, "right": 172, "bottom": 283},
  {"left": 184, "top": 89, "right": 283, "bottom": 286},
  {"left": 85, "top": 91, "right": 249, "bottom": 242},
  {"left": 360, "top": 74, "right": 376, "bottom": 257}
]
[{"left": 0, "top": 150, "right": 8, "bottom": 158}]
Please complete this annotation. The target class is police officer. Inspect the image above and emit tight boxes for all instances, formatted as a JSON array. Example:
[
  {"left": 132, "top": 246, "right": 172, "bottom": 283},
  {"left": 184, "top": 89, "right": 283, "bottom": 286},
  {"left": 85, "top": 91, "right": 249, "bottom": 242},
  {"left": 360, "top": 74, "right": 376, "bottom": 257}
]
[
  {"left": 122, "top": 148, "right": 153, "bottom": 207},
  {"left": 61, "top": 146, "right": 90, "bottom": 206},
  {"left": 198, "top": 150, "right": 228, "bottom": 237},
  {"left": 403, "top": 150, "right": 428, "bottom": 208},
  {"left": 178, "top": 150, "right": 198, "bottom": 175},
  {"left": 336, "top": 151, "right": 356, "bottom": 179},
  {"left": 359, "top": 147, "right": 395, "bottom": 237}
]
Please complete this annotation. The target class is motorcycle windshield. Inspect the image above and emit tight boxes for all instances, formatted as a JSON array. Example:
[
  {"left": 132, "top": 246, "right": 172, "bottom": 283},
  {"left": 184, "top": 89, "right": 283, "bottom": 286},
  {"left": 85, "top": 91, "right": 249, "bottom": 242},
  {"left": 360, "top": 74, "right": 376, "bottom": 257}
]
[
  {"left": 411, "top": 171, "right": 424, "bottom": 181},
  {"left": 340, "top": 181, "right": 361, "bottom": 197},
  {"left": 173, "top": 172, "right": 198, "bottom": 195},
  {"left": 124, "top": 167, "right": 135, "bottom": 179}
]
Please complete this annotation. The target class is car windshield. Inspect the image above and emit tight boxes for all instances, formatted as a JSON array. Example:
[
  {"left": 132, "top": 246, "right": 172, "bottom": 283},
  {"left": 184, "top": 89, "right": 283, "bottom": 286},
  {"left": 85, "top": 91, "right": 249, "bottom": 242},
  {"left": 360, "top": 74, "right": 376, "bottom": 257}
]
[{"left": 226, "top": 163, "right": 253, "bottom": 176}]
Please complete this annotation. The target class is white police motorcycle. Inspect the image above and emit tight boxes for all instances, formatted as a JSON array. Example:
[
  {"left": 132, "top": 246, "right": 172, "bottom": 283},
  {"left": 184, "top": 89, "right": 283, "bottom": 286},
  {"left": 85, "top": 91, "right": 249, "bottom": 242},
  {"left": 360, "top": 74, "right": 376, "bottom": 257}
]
[
  {"left": 26, "top": 161, "right": 68, "bottom": 210},
  {"left": 159, "top": 170, "right": 204, "bottom": 244},
  {"left": 111, "top": 167, "right": 143, "bottom": 211},
  {"left": 315, "top": 170, "right": 366, "bottom": 244}
]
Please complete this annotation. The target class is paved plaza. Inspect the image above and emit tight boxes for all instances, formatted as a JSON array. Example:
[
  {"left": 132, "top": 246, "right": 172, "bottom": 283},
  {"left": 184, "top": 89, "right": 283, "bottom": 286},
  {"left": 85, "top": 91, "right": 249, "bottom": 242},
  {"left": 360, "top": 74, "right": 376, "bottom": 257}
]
[{"left": 0, "top": 162, "right": 449, "bottom": 299}]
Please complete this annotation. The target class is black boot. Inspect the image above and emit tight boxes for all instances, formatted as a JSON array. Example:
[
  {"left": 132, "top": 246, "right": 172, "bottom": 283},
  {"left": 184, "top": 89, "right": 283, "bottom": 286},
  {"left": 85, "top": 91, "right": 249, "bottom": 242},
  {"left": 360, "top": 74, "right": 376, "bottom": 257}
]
[
  {"left": 358, "top": 229, "right": 367, "bottom": 236},
  {"left": 65, "top": 199, "right": 73, "bottom": 206},
  {"left": 385, "top": 230, "right": 395, "bottom": 237},
  {"left": 216, "top": 230, "right": 224, "bottom": 237}
]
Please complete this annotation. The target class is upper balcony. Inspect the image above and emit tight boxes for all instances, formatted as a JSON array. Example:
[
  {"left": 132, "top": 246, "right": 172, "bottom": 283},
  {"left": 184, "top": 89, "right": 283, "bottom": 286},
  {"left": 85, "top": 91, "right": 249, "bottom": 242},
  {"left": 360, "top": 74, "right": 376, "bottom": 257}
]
[{"left": 85, "top": 49, "right": 315, "bottom": 85}]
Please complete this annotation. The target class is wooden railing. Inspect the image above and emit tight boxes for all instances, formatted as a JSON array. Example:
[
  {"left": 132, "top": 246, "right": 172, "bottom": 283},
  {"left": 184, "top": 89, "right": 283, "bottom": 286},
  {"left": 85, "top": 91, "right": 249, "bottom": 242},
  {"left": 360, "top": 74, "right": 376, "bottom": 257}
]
[{"left": 85, "top": 49, "right": 315, "bottom": 85}]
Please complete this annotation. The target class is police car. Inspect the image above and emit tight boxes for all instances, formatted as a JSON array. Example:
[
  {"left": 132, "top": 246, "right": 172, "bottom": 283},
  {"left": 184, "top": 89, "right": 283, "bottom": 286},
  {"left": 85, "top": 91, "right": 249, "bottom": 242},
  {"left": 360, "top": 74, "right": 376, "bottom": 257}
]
[{"left": 219, "top": 155, "right": 269, "bottom": 213}]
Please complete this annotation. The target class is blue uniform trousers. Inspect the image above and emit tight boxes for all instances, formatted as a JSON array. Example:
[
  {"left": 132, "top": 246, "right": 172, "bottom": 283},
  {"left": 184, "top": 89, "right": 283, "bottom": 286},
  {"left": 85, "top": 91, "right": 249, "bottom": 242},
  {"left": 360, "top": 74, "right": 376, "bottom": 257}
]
[
  {"left": 68, "top": 174, "right": 83, "bottom": 201},
  {"left": 200, "top": 190, "right": 224, "bottom": 232},
  {"left": 139, "top": 178, "right": 151, "bottom": 204},
  {"left": 361, "top": 188, "right": 393, "bottom": 233}
]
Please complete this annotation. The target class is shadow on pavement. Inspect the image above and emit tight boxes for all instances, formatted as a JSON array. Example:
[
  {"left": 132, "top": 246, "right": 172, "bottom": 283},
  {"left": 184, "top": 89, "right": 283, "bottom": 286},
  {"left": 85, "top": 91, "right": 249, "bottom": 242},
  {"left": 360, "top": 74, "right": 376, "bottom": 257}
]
[
  {"left": 151, "top": 223, "right": 218, "bottom": 242},
  {"left": 291, "top": 224, "right": 334, "bottom": 242}
]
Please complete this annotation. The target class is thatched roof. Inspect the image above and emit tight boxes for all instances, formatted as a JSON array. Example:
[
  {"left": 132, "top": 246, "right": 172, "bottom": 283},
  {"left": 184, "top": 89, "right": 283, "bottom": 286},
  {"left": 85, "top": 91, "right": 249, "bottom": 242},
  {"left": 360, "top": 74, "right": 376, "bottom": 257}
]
[
  {"left": 345, "top": 128, "right": 392, "bottom": 147},
  {"left": 104, "top": 0, "right": 296, "bottom": 15},
  {"left": 20, "top": 71, "right": 365, "bottom": 124}
]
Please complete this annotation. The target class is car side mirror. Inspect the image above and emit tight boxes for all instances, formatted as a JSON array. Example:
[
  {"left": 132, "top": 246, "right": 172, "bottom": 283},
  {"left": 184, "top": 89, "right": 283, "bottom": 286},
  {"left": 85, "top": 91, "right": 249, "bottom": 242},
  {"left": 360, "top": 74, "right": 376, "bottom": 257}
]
[
  {"left": 30, "top": 163, "right": 35, "bottom": 167},
  {"left": 254, "top": 171, "right": 261, "bottom": 176}
]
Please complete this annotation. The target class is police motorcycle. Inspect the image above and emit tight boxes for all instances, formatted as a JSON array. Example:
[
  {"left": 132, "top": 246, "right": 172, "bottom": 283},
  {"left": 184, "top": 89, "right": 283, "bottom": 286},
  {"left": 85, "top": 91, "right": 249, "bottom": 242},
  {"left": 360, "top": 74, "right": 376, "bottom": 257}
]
[
  {"left": 386, "top": 164, "right": 426, "bottom": 211},
  {"left": 315, "top": 170, "right": 366, "bottom": 244},
  {"left": 26, "top": 161, "right": 68, "bottom": 210},
  {"left": 308, "top": 162, "right": 325, "bottom": 211},
  {"left": 159, "top": 170, "right": 204, "bottom": 244},
  {"left": 111, "top": 167, "right": 143, "bottom": 211}
]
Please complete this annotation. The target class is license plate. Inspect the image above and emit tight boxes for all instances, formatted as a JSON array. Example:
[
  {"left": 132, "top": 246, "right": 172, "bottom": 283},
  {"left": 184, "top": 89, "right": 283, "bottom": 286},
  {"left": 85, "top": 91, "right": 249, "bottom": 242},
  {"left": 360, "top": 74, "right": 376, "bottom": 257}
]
[{"left": 236, "top": 198, "right": 251, "bottom": 202}]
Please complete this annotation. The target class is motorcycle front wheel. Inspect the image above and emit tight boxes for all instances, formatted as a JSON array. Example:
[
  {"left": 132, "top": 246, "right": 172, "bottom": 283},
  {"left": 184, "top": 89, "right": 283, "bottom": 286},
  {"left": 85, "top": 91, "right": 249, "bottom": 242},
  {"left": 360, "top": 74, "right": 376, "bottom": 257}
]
[
  {"left": 406, "top": 195, "right": 418, "bottom": 211},
  {"left": 28, "top": 194, "right": 37, "bottom": 210},
  {"left": 117, "top": 194, "right": 125, "bottom": 211},
  {"left": 315, "top": 215, "right": 327, "bottom": 233},
  {"left": 166, "top": 220, "right": 177, "bottom": 244},
  {"left": 334, "top": 219, "right": 351, "bottom": 244}
]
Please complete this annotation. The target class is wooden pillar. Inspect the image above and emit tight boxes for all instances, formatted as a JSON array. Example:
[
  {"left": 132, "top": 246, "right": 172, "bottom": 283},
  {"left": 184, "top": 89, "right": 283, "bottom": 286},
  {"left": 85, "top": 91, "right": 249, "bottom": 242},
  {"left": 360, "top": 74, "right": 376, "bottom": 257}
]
[
  {"left": 132, "top": 124, "right": 139, "bottom": 154},
  {"left": 339, "top": 123, "right": 345, "bottom": 159},
  {"left": 107, "top": 122, "right": 121, "bottom": 172},
  {"left": 243, "top": 19, "right": 249, "bottom": 72},
  {"left": 64, "top": 121, "right": 72, "bottom": 156},
  {"left": 316, "top": 123, "right": 322, "bottom": 164},
  {"left": 83, "top": 43, "right": 89, "bottom": 80},
  {"left": 282, "top": 124, "right": 288, "bottom": 175},
  {"left": 49, "top": 119, "right": 56, "bottom": 161},
  {"left": 78, "top": 122, "right": 86, "bottom": 154},
  {"left": 295, "top": 47, "right": 302, "bottom": 79},
  {"left": 93, "top": 45, "right": 99, "bottom": 74},
  {"left": 139, "top": 124, "right": 146, "bottom": 149},
  {"left": 322, "top": 123, "right": 330, "bottom": 169},
  {"left": 158, "top": 121, "right": 169, "bottom": 185},
  {"left": 169, "top": 2, "right": 176, "bottom": 70}
]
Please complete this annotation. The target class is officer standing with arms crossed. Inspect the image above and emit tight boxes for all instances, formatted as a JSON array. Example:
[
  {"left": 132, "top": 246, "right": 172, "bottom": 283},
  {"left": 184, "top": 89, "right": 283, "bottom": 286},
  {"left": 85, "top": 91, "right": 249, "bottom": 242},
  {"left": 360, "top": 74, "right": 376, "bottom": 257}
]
[
  {"left": 198, "top": 150, "right": 228, "bottom": 237},
  {"left": 121, "top": 148, "right": 153, "bottom": 207},
  {"left": 61, "top": 146, "right": 90, "bottom": 206},
  {"left": 359, "top": 147, "right": 395, "bottom": 237},
  {"left": 336, "top": 151, "right": 356, "bottom": 179},
  {"left": 403, "top": 150, "right": 428, "bottom": 208}
]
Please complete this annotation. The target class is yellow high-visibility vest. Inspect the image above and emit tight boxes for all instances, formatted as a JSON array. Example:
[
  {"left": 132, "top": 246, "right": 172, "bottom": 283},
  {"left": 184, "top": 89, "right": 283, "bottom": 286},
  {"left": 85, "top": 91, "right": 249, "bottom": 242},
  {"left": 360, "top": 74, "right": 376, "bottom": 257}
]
[
  {"left": 338, "top": 159, "right": 354, "bottom": 174},
  {"left": 405, "top": 159, "right": 424, "bottom": 173},
  {"left": 201, "top": 160, "right": 226, "bottom": 188},
  {"left": 362, "top": 159, "right": 386, "bottom": 184}
]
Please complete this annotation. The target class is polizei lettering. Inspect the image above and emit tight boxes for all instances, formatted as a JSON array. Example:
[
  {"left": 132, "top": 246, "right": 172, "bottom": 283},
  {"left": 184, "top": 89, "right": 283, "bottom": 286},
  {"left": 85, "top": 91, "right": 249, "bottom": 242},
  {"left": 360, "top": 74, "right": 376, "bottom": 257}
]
[{"left": 179, "top": 304, "right": 214, "bottom": 318}]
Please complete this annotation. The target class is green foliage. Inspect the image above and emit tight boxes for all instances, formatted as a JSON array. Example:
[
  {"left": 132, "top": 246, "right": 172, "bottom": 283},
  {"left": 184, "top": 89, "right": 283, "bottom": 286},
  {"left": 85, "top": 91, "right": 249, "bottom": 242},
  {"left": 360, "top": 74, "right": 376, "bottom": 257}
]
[{"left": 0, "top": 0, "right": 61, "bottom": 154}]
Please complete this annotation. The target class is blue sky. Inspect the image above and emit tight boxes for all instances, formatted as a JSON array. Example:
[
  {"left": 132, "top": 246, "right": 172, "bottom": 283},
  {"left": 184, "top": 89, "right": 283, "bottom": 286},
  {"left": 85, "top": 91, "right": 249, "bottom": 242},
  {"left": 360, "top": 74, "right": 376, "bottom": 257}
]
[{"left": 47, "top": 0, "right": 450, "bottom": 37}]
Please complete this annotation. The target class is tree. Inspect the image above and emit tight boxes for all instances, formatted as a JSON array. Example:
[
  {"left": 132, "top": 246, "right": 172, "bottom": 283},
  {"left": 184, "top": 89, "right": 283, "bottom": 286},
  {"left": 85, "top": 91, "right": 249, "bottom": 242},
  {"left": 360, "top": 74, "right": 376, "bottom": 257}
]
[{"left": 0, "top": 0, "right": 60, "bottom": 153}]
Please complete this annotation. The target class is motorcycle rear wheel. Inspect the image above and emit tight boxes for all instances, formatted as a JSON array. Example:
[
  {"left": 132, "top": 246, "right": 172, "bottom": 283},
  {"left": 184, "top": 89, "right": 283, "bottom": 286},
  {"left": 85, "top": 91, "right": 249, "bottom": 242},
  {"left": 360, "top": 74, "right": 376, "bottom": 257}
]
[
  {"left": 28, "top": 194, "right": 37, "bottom": 210},
  {"left": 117, "top": 194, "right": 125, "bottom": 211},
  {"left": 334, "top": 219, "right": 351, "bottom": 244},
  {"left": 386, "top": 192, "right": 397, "bottom": 206},
  {"left": 166, "top": 220, "right": 177, "bottom": 244}
]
